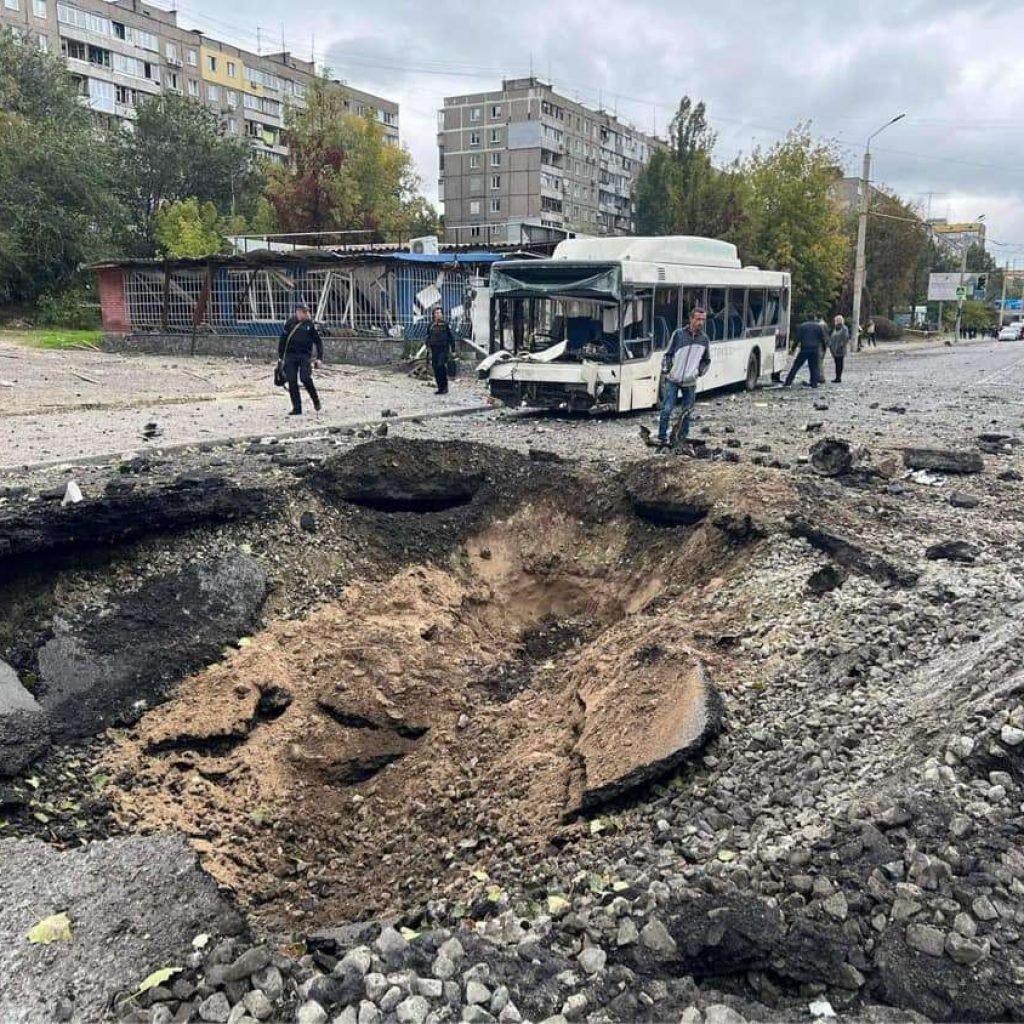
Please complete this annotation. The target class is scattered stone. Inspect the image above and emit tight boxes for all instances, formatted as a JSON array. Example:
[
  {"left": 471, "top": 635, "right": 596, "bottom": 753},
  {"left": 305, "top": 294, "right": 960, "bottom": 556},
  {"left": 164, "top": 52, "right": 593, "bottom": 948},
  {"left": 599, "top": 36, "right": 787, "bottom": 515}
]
[
  {"left": 466, "top": 980, "right": 492, "bottom": 1005},
  {"left": 374, "top": 926, "right": 409, "bottom": 959},
  {"left": 972, "top": 896, "right": 999, "bottom": 921},
  {"left": 242, "top": 990, "right": 274, "bottom": 1022},
  {"left": 945, "top": 933, "right": 988, "bottom": 966},
  {"left": 223, "top": 946, "right": 271, "bottom": 982},
  {"left": 902, "top": 448, "right": 984, "bottom": 474},
  {"left": 925, "top": 539, "right": 979, "bottom": 563},
  {"left": 395, "top": 995, "right": 429, "bottom": 1024},
  {"left": 616, "top": 919, "right": 639, "bottom": 946},
  {"left": 704, "top": 1006, "right": 747, "bottom": 1024},
  {"left": 905, "top": 923, "right": 946, "bottom": 957},
  {"left": 1000, "top": 725, "right": 1024, "bottom": 747},
  {"left": 300, "top": 510, "right": 318, "bottom": 533},
  {"left": 805, "top": 564, "right": 847, "bottom": 595},
  {"left": 639, "top": 918, "right": 678, "bottom": 957},
  {"left": 0, "top": 658, "right": 50, "bottom": 776},
  {"left": 577, "top": 946, "right": 607, "bottom": 975},
  {"left": 809, "top": 438, "right": 852, "bottom": 477},
  {"left": 997, "top": 469, "right": 1022, "bottom": 481},
  {"left": 198, "top": 992, "right": 231, "bottom": 1023},
  {"left": 296, "top": 1002, "right": 328, "bottom": 1024},
  {"left": 948, "top": 492, "right": 980, "bottom": 509}
]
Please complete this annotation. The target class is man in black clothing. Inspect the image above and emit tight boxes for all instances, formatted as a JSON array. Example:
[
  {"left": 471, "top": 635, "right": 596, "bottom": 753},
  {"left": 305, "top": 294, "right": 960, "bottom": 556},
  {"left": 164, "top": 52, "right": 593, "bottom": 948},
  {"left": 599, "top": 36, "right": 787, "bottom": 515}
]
[
  {"left": 783, "top": 317, "right": 828, "bottom": 388},
  {"left": 425, "top": 307, "right": 457, "bottom": 395},
  {"left": 278, "top": 303, "right": 323, "bottom": 416}
]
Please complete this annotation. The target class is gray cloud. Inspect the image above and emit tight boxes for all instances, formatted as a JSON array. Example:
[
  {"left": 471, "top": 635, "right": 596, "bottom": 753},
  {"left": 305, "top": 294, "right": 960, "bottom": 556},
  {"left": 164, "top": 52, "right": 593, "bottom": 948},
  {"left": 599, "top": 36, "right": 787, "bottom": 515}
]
[{"left": 198, "top": 0, "right": 1024, "bottom": 257}]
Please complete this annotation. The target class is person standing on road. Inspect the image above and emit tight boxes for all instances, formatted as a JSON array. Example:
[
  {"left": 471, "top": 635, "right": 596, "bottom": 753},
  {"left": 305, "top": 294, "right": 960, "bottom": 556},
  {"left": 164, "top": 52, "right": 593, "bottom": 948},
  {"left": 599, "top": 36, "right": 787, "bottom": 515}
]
[
  {"left": 426, "top": 307, "right": 457, "bottom": 395},
  {"left": 828, "top": 315, "right": 850, "bottom": 383},
  {"left": 655, "top": 306, "right": 711, "bottom": 445},
  {"left": 865, "top": 318, "right": 877, "bottom": 348},
  {"left": 783, "top": 316, "right": 828, "bottom": 388},
  {"left": 278, "top": 302, "right": 323, "bottom": 416}
]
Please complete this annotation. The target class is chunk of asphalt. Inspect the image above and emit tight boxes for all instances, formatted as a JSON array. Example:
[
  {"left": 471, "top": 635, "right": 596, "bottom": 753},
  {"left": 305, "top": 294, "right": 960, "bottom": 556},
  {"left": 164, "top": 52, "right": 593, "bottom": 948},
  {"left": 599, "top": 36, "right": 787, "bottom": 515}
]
[{"left": 0, "top": 659, "right": 50, "bottom": 776}]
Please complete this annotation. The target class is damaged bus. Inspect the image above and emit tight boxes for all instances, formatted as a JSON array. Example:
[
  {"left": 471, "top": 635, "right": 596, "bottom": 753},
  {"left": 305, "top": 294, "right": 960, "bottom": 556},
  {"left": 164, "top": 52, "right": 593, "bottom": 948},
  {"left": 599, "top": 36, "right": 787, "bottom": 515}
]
[{"left": 480, "top": 236, "right": 790, "bottom": 413}]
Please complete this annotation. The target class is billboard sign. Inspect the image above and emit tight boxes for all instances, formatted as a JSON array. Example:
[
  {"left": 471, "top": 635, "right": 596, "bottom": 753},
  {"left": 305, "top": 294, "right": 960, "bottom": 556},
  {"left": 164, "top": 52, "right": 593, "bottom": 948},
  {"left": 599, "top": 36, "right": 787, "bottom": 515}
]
[{"left": 928, "top": 272, "right": 974, "bottom": 301}]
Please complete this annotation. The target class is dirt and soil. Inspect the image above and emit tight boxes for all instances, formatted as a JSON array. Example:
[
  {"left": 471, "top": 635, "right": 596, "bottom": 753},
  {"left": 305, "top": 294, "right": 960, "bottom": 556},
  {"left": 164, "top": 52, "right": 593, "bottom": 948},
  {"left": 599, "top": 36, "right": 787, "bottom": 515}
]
[{"left": 98, "top": 442, "right": 791, "bottom": 930}]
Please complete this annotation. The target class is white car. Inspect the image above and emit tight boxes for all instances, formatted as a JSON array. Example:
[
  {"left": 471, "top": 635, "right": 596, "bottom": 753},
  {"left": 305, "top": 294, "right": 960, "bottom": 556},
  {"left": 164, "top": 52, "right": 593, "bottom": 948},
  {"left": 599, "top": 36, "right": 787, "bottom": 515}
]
[{"left": 998, "top": 323, "right": 1024, "bottom": 341}]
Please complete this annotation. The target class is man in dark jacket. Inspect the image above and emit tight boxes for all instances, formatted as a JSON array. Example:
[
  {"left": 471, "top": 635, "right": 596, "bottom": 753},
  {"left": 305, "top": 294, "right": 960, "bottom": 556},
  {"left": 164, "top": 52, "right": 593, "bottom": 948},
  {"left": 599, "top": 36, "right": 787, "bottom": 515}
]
[
  {"left": 278, "top": 303, "right": 323, "bottom": 415},
  {"left": 425, "top": 307, "right": 457, "bottom": 395},
  {"left": 783, "top": 317, "right": 828, "bottom": 388}
]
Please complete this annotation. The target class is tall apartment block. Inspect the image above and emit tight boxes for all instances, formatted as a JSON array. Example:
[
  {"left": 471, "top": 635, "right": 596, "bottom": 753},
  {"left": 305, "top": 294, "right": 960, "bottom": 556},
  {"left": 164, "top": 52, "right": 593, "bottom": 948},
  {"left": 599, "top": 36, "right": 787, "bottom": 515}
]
[
  {"left": 0, "top": 0, "right": 399, "bottom": 163},
  {"left": 438, "top": 77, "right": 660, "bottom": 245}
]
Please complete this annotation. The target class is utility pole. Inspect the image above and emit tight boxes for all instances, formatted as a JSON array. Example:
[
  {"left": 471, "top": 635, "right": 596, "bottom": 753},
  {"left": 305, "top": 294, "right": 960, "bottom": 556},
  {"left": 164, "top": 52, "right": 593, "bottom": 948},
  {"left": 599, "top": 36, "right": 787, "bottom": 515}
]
[
  {"left": 954, "top": 214, "right": 985, "bottom": 343},
  {"left": 1000, "top": 260, "right": 1008, "bottom": 329},
  {"left": 851, "top": 113, "right": 905, "bottom": 351}
]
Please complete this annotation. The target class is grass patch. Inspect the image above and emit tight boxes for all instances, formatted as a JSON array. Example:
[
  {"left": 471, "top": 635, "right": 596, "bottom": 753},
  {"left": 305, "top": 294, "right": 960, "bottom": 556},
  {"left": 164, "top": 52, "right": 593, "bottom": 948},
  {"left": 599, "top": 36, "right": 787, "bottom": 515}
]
[{"left": 3, "top": 328, "right": 103, "bottom": 350}]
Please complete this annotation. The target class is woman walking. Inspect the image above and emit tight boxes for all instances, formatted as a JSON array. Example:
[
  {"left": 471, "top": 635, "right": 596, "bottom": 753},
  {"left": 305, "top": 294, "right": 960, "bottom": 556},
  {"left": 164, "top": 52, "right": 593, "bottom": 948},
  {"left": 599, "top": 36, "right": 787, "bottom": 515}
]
[{"left": 829, "top": 315, "right": 850, "bottom": 383}]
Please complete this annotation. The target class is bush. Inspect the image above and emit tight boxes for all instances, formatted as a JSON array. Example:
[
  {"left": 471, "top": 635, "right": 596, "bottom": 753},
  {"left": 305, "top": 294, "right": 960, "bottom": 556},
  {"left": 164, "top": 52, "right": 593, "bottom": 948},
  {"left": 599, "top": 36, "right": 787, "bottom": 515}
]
[
  {"left": 870, "top": 316, "right": 903, "bottom": 341},
  {"left": 35, "top": 280, "right": 101, "bottom": 330}
]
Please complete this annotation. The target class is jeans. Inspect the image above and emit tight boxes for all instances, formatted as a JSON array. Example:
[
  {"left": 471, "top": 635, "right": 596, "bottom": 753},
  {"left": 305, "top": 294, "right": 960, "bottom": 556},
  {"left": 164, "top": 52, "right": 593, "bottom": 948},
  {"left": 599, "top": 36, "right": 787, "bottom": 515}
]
[
  {"left": 430, "top": 346, "right": 449, "bottom": 392},
  {"left": 784, "top": 348, "right": 821, "bottom": 387},
  {"left": 658, "top": 383, "right": 696, "bottom": 442},
  {"left": 284, "top": 355, "right": 320, "bottom": 412}
]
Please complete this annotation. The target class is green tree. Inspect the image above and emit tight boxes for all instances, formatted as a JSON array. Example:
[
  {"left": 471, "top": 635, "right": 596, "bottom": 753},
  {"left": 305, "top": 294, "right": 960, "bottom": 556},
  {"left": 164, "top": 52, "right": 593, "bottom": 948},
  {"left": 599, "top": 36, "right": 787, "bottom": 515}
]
[
  {"left": 113, "top": 93, "right": 262, "bottom": 255},
  {"left": 741, "top": 128, "right": 847, "bottom": 321},
  {"left": 266, "top": 78, "right": 434, "bottom": 240},
  {"left": 153, "top": 198, "right": 230, "bottom": 258},
  {"left": 635, "top": 98, "right": 751, "bottom": 245},
  {"left": 0, "top": 35, "right": 115, "bottom": 304}
]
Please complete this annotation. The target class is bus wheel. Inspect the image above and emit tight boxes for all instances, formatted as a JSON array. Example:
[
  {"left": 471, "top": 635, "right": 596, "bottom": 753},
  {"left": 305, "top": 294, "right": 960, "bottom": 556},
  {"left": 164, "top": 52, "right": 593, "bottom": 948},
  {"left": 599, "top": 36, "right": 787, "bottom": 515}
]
[{"left": 744, "top": 350, "right": 760, "bottom": 391}]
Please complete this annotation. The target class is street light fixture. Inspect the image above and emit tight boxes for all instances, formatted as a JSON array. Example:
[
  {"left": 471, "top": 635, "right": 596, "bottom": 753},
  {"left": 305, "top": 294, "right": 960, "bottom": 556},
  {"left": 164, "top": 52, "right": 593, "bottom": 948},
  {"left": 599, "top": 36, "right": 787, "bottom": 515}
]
[
  {"left": 851, "top": 113, "right": 906, "bottom": 350},
  {"left": 955, "top": 213, "right": 986, "bottom": 343}
]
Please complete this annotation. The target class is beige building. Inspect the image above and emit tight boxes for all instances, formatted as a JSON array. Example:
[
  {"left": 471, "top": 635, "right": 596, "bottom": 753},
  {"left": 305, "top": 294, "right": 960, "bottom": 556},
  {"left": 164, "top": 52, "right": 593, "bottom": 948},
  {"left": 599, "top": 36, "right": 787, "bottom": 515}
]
[
  {"left": 438, "top": 77, "right": 660, "bottom": 245},
  {"left": 0, "top": 0, "right": 399, "bottom": 163}
]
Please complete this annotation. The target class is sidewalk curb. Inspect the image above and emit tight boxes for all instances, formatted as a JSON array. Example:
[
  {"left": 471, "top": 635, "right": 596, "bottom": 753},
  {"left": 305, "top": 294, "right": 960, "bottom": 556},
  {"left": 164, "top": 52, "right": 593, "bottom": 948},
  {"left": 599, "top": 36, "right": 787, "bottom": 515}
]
[{"left": 1, "top": 401, "right": 496, "bottom": 475}]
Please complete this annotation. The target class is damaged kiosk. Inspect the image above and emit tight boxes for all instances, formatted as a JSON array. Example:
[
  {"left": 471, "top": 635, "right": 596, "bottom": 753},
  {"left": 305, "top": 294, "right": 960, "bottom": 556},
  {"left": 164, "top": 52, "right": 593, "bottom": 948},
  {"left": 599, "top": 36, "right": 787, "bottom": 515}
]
[{"left": 480, "top": 236, "right": 791, "bottom": 413}]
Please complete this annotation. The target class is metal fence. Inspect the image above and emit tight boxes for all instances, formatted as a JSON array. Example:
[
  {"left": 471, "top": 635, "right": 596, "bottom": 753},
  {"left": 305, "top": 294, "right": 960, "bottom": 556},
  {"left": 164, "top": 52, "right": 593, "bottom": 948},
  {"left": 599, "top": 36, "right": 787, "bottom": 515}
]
[{"left": 121, "top": 262, "right": 486, "bottom": 341}]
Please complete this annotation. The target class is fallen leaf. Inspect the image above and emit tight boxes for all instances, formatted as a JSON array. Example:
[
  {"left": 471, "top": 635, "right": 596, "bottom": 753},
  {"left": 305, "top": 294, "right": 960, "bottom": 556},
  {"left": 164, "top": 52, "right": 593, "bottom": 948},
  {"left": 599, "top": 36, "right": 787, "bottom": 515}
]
[
  {"left": 399, "top": 927, "right": 420, "bottom": 941},
  {"left": 137, "top": 967, "right": 181, "bottom": 995},
  {"left": 717, "top": 850, "right": 737, "bottom": 862},
  {"left": 546, "top": 894, "right": 570, "bottom": 915},
  {"left": 27, "top": 912, "right": 73, "bottom": 944}
]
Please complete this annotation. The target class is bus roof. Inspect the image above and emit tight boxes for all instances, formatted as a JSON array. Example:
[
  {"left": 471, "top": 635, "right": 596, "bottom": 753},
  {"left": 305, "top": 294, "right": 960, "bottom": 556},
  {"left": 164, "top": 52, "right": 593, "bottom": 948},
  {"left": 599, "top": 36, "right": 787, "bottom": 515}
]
[{"left": 553, "top": 236, "right": 742, "bottom": 269}]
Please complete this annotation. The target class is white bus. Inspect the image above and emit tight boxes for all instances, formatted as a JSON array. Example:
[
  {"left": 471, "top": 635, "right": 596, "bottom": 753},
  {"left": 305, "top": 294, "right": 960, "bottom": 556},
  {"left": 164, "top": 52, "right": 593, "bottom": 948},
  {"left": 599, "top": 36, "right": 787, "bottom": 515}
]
[{"left": 480, "top": 236, "right": 791, "bottom": 413}]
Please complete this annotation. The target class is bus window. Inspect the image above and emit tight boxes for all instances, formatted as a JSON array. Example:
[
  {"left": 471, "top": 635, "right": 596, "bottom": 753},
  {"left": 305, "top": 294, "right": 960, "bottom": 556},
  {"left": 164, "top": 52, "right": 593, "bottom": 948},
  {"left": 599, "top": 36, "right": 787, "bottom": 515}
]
[
  {"left": 653, "top": 286, "right": 680, "bottom": 350},
  {"left": 725, "top": 289, "right": 745, "bottom": 340},
  {"left": 622, "top": 290, "right": 653, "bottom": 360},
  {"left": 747, "top": 289, "right": 766, "bottom": 332},
  {"left": 764, "top": 289, "right": 781, "bottom": 327},
  {"left": 681, "top": 287, "right": 705, "bottom": 324},
  {"left": 706, "top": 288, "right": 726, "bottom": 342}
]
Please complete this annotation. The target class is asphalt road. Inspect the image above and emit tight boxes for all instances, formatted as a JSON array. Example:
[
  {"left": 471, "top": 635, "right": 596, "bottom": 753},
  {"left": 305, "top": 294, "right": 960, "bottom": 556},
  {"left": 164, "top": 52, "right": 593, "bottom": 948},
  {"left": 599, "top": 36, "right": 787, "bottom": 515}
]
[{"left": 1, "top": 335, "right": 1021, "bottom": 472}]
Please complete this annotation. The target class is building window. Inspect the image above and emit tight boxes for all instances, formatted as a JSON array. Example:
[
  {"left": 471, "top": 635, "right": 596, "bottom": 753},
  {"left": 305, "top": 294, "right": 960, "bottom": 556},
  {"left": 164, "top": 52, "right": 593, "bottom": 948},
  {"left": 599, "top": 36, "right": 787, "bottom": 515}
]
[
  {"left": 469, "top": 176, "right": 482, "bottom": 193},
  {"left": 244, "top": 92, "right": 259, "bottom": 110},
  {"left": 166, "top": 42, "right": 178, "bottom": 62},
  {"left": 187, "top": 49, "right": 197, "bottom": 66},
  {"left": 490, "top": 104, "right": 501, "bottom": 118},
  {"left": 490, "top": 175, "right": 501, "bottom": 190},
  {"left": 88, "top": 77, "right": 114, "bottom": 113},
  {"left": 227, "top": 60, "right": 236, "bottom": 77},
  {"left": 469, "top": 154, "right": 480, "bottom": 169},
  {"left": 207, "top": 55, "right": 217, "bottom": 73},
  {"left": 489, "top": 128, "right": 501, "bottom": 144},
  {"left": 470, "top": 226, "right": 481, "bottom": 238},
  {"left": 32, "top": 0, "right": 46, "bottom": 15},
  {"left": 4, "top": 0, "right": 19, "bottom": 11},
  {"left": 37, "top": 33, "right": 48, "bottom": 51},
  {"left": 490, "top": 152, "right": 501, "bottom": 167},
  {"left": 226, "top": 119, "right": 238, "bottom": 134},
  {"left": 469, "top": 106, "right": 481, "bottom": 121},
  {"left": 469, "top": 200, "right": 480, "bottom": 215},
  {"left": 188, "top": 79, "right": 199, "bottom": 98},
  {"left": 226, "top": 90, "right": 237, "bottom": 109},
  {"left": 62, "top": 38, "right": 86, "bottom": 61},
  {"left": 489, "top": 198, "right": 501, "bottom": 213},
  {"left": 168, "top": 71, "right": 179, "bottom": 91},
  {"left": 469, "top": 131, "right": 480, "bottom": 147},
  {"left": 208, "top": 84, "right": 220, "bottom": 102}
]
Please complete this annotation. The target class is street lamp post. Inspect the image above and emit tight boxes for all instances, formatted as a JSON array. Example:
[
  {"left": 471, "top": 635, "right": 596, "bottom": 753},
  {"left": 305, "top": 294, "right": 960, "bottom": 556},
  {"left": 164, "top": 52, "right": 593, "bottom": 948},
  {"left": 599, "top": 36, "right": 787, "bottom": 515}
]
[
  {"left": 851, "top": 113, "right": 905, "bottom": 351},
  {"left": 954, "top": 214, "right": 985, "bottom": 343}
]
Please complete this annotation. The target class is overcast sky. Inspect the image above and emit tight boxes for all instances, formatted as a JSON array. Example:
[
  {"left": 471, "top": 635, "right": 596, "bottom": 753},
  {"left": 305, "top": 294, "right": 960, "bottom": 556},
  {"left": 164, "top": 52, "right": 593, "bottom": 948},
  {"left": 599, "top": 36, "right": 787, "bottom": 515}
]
[{"left": 171, "top": 0, "right": 1024, "bottom": 263}]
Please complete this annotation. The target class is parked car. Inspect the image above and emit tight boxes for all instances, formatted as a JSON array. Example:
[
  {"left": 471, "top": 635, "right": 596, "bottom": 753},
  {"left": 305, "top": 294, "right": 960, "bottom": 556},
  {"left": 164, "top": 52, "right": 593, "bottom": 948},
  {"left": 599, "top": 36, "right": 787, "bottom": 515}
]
[{"left": 997, "top": 323, "right": 1024, "bottom": 341}]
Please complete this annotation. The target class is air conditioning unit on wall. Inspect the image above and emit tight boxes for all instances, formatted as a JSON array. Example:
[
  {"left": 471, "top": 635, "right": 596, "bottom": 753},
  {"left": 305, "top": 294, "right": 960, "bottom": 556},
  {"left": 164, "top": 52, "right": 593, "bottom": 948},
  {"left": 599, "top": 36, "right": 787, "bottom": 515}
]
[{"left": 409, "top": 235, "right": 439, "bottom": 255}]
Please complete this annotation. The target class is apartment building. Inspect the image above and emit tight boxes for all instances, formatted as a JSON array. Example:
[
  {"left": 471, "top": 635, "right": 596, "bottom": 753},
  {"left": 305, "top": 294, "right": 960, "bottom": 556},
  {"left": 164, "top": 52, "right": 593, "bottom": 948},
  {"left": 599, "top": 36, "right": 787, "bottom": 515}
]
[
  {"left": 438, "top": 77, "right": 661, "bottom": 245},
  {"left": 0, "top": 0, "right": 399, "bottom": 163}
]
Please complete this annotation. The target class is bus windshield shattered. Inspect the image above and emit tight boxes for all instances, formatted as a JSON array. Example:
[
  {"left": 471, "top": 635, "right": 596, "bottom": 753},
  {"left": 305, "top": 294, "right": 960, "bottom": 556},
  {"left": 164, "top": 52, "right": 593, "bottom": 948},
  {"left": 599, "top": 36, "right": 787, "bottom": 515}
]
[{"left": 493, "top": 296, "right": 626, "bottom": 363}]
